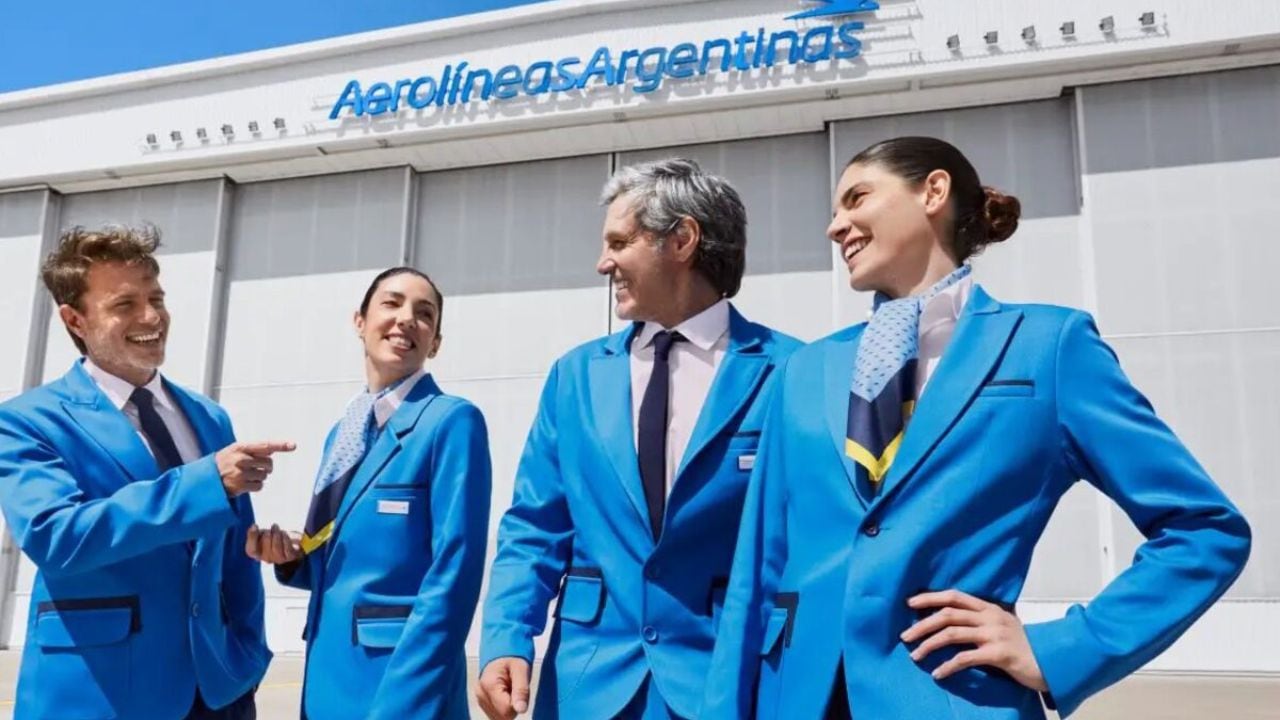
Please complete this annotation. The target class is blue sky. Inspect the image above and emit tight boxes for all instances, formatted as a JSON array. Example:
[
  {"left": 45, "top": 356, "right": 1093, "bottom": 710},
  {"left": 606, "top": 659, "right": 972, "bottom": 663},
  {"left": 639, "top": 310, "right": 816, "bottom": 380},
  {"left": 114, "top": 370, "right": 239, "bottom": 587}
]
[{"left": 0, "top": 0, "right": 552, "bottom": 94}]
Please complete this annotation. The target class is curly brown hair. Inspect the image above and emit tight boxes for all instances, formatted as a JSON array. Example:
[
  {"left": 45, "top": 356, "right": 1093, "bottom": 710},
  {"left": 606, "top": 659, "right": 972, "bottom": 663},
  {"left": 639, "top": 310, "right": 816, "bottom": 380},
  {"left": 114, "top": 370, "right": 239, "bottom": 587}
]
[{"left": 41, "top": 224, "right": 163, "bottom": 353}]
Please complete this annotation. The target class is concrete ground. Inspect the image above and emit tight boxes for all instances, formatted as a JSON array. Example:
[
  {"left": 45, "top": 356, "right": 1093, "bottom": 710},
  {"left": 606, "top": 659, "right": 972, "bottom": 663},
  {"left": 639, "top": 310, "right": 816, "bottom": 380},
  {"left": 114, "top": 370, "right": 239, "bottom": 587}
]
[{"left": 1, "top": 651, "right": 1276, "bottom": 718}]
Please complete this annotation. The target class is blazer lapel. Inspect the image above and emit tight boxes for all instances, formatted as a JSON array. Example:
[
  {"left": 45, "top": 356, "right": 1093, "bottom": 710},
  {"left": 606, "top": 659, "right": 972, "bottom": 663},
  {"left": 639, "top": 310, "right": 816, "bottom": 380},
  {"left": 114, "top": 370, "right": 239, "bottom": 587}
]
[
  {"left": 60, "top": 362, "right": 157, "bottom": 485},
  {"left": 674, "top": 307, "right": 768, "bottom": 482},
  {"left": 868, "top": 286, "right": 1021, "bottom": 513},
  {"left": 325, "top": 375, "right": 441, "bottom": 559},
  {"left": 823, "top": 326, "right": 867, "bottom": 508},
  {"left": 587, "top": 326, "right": 650, "bottom": 529},
  {"left": 163, "top": 380, "right": 222, "bottom": 456}
]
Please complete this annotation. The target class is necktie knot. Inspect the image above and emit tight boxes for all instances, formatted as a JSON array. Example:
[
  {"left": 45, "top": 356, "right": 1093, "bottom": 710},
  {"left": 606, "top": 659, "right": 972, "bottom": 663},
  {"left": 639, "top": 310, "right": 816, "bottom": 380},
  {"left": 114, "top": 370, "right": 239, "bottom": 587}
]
[
  {"left": 127, "top": 385, "right": 183, "bottom": 473},
  {"left": 129, "top": 387, "right": 156, "bottom": 412},
  {"left": 651, "top": 330, "right": 685, "bottom": 362}
]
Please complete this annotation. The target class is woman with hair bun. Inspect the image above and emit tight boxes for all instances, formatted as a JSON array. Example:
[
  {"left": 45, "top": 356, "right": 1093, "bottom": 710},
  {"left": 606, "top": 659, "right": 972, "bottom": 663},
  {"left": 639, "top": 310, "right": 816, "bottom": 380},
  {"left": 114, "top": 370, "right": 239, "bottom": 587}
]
[
  {"left": 703, "top": 137, "right": 1249, "bottom": 719},
  {"left": 246, "top": 267, "right": 491, "bottom": 720}
]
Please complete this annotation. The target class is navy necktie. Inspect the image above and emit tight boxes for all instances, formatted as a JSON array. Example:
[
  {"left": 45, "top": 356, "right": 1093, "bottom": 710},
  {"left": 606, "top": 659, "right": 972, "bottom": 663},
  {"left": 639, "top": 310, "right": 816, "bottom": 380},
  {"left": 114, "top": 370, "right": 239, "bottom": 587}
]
[
  {"left": 638, "top": 330, "right": 683, "bottom": 541},
  {"left": 130, "top": 387, "right": 184, "bottom": 472}
]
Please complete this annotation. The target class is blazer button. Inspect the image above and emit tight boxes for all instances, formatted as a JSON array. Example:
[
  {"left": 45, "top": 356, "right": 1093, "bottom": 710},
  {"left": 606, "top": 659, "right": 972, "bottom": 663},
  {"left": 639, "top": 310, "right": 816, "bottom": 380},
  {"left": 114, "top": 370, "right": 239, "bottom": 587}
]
[
  {"left": 863, "top": 524, "right": 880, "bottom": 537},
  {"left": 642, "top": 626, "right": 659, "bottom": 644},
  {"left": 191, "top": 602, "right": 200, "bottom": 617},
  {"left": 644, "top": 565, "right": 661, "bottom": 580}
]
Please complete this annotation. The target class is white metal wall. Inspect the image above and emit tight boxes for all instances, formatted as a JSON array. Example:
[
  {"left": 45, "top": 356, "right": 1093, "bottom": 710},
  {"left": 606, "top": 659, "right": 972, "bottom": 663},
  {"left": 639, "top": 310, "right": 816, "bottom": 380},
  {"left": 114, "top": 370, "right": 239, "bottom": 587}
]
[
  {"left": 0, "top": 67, "right": 1275, "bottom": 674},
  {"left": 1072, "top": 66, "right": 1280, "bottom": 671},
  {"left": 0, "top": 190, "right": 54, "bottom": 648}
]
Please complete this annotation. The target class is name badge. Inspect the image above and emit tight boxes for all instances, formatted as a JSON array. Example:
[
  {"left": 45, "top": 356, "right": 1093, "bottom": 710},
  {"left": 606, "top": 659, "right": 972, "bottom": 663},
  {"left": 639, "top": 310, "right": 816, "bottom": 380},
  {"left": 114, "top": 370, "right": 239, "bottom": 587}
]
[
  {"left": 738, "top": 454, "right": 756, "bottom": 471},
  {"left": 377, "top": 500, "right": 411, "bottom": 515}
]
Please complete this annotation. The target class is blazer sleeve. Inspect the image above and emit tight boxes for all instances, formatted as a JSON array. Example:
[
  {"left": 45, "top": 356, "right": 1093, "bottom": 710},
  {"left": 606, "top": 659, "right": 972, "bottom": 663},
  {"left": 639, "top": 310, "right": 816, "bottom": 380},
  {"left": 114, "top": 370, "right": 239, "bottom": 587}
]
[
  {"left": 214, "top": 410, "right": 270, "bottom": 659},
  {"left": 1024, "top": 311, "right": 1252, "bottom": 717},
  {"left": 369, "top": 400, "right": 492, "bottom": 719},
  {"left": 479, "top": 361, "right": 576, "bottom": 669},
  {"left": 702, "top": 371, "right": 790, "bottom": 719},
  {"left": 0, "top": 409, "right": 237, "bottom": 575}
]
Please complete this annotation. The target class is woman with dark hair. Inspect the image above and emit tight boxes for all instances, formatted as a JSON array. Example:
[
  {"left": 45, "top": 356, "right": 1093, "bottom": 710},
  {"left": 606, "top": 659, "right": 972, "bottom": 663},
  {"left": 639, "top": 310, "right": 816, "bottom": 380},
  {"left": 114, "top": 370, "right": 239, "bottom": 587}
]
[
  {"left": 703, "top": 137, "right": 1250, "bottom": 719},
  {"left": 247, "top": 267, "right": 491, "bottom": 720}
]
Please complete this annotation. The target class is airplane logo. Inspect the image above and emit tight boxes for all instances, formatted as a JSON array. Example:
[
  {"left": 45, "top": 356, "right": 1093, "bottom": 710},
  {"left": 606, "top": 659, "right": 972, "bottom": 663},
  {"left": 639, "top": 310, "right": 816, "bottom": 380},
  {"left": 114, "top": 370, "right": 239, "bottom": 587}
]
[{"left": 786, "top": 0, "right": 880, "bottom": 21}]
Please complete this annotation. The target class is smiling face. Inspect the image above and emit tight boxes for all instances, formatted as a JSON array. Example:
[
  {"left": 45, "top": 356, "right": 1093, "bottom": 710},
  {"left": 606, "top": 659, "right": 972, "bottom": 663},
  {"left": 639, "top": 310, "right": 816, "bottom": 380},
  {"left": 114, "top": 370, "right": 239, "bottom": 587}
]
[
  {"left": 827, "top": 161, "right": 959, "bottom": 298},
  {"left": 58, "top": 261, "right": 169, "bottom": 387},
  {"left": 354, "top": 272, "right": 441, "bottom": 386},
  {"left": 596, "top": 194, "right": 681, "bottom": 323}
]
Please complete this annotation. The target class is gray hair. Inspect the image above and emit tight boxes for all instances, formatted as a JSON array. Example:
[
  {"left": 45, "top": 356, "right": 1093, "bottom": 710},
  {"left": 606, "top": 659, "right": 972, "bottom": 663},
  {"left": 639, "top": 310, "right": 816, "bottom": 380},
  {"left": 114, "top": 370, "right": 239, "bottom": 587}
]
[{"left": 600, "top": 157, "right": 747, "bottom": 298}]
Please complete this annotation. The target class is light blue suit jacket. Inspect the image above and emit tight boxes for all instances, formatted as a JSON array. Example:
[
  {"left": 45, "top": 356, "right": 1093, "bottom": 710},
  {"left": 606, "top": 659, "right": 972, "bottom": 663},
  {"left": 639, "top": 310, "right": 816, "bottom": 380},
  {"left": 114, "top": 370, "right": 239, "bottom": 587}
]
[
  {"left": 704, "top": 287, "right": 1251, "bottom": 720},
  {"left": 480, "top": 305, "right": 800, "bottom": 720},
  {"left": 279, "top": 374, "right": 491, "bottom": 720},
  {"left": 0, "top": 361, "right": 270, "bottom": 720}
]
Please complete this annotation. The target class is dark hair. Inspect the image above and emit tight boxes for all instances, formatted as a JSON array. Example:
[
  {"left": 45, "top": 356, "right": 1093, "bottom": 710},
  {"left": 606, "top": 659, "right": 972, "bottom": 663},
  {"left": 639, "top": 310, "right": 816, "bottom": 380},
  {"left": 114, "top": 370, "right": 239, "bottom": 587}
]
[
  {"left": 601, "top": 157, "right": 748, "bottom": 298},
  {"left": 847, "top": 136, "right": 1021, "bottom": 261},
  {"left": 359, "top": 266, "right": 444, "bottom": 338},
  {"left": 42, "top": 223, "right": 163, "bottom": 354}
]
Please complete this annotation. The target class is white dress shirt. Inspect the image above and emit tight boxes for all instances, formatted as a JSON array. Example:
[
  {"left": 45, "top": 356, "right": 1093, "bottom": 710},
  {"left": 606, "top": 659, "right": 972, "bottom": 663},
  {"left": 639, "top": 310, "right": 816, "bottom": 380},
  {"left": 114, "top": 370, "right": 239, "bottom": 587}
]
[
  {"left": 914, "top": 273, "right": 974, "bottom": 399},
  {"left": 372, "top": 368, "right": 427, "bottom": 430},
  {"left": 83, "top": 358, "right": 203, "bottom": 465},
  {"left": 630, "top": 299, "right": 731, "bottom": 495}
]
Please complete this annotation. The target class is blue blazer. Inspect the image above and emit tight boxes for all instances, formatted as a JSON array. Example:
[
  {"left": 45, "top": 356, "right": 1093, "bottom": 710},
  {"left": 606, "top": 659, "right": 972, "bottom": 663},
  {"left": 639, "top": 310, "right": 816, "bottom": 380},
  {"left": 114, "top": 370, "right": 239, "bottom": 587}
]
[
  {"left": 0, "top": 361, "right": 270, "bottom": 720},
  {"left": 278, "top": 374, "right": 491, "bottom": 720},
  {"left": 703, "top": 287, "right": 1252, "bottom": 719},
  {"left": 480, "top": 305, "right": 800, "bottom": 720}
]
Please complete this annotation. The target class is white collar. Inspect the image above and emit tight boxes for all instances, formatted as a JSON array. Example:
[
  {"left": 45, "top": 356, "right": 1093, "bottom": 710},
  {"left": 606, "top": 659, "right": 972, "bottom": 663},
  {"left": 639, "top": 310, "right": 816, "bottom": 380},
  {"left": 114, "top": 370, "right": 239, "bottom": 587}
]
[
  {"left": 919, "top": 273, "right": 973, "bottom": 336},
  {"left": 82, "top": 357, "right": 175, "bottom": 413},
  {"left": 635, "top": 299, "right": 731, "bottom": 353},
  {"left": 867, "top": 274, "right": 974, "bottom": 332},
  {"left": 373, "top": 368, "right": 426, "bottom": 429}
]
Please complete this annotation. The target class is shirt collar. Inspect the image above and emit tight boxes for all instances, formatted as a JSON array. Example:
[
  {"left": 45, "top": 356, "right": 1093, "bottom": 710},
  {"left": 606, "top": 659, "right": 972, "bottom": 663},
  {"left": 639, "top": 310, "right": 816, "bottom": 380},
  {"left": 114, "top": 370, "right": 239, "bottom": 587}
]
[
  {"left": 82, "top": 357, "right": 175, "bottom": 413},
  {"left": 919, "top": 272, "right": 973, "bottom": 336},
  {"left": 635, "top": 298, "right": 730, "bottom": 353},
  {"left": 373, "top": 368, "right": 426, "bottom": 429}
]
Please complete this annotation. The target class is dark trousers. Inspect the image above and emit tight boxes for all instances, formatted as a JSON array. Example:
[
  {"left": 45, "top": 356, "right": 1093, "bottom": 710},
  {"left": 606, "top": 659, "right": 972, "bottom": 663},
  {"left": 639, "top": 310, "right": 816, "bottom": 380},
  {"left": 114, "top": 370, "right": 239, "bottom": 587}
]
[
  {"left": 824, "top": 661, "right": 852, "bottom": 720},
  {"left": 185, "top": 689, "right": 256, "bottom": 720}
]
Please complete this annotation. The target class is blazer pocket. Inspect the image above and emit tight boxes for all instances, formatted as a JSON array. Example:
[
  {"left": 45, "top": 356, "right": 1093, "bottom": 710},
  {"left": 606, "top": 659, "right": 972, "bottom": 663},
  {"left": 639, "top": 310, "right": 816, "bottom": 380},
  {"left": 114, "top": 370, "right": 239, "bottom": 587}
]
[
  {"left": 705, "top": 576, "right": 730, "bottom": 617},
  {"left": 978, "top": 379, "right": 1035, "bottom": 398},
  {"left": 34, "top": 595, "right": 140, "bottom": 648},
  {"left": 351, "top": 605, "right": 412, "bottom": 648},
  {"left": 759, "top": 608, "right": 789, "bottom": 657},
  {"left": 33, "top": 596, "right": 137, "bottom": 717},
  {"left": 372, "top": 482, "right": 428, "bottom": 490},
  {"left": 759, "top": 591, "right": 799, "bottom": 656},
  {"left": 556, "top": 567, "right": 605, "bottom": 625}
]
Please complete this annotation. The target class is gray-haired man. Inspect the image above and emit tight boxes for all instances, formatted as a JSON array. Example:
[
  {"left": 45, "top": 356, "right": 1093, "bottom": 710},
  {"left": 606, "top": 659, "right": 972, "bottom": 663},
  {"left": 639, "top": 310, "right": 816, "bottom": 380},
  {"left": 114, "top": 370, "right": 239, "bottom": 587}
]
[{"left": 476, "top": 158, "right": 800, "bottom": 719}]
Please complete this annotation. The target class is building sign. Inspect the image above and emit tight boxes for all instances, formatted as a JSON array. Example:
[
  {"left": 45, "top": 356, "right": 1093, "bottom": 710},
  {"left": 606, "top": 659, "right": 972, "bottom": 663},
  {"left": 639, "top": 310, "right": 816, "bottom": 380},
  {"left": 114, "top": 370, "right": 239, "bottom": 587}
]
[{"left": 329, "top": 0, "right": 880, "bottom": 119}]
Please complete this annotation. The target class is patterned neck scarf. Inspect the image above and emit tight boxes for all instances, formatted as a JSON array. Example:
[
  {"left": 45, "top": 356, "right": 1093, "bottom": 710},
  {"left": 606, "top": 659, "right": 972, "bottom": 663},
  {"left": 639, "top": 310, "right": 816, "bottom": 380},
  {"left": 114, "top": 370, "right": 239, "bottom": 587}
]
[{"left": 845, "top": 264, "right": 972, "bottom": 496}]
